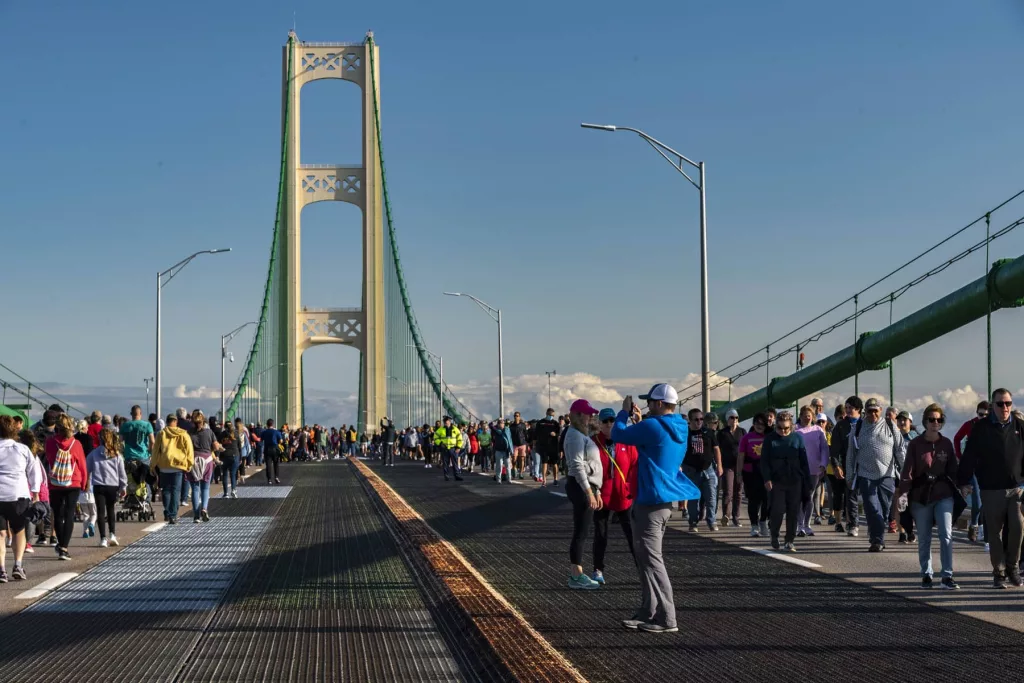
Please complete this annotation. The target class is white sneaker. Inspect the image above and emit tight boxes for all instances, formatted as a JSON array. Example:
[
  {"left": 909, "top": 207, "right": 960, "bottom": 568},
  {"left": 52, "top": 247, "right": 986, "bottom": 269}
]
[
  {"left": 759, "top": 521, "right": 769, "bottom": 537},
  {"left": 231, "top": 489, "right": 237, "bottom": 499},
  {"left": 100, "top": 538, "right": 109, "bottom": 548},
  {"left": 223, "top": 492, "right": 230, "bottom": 498},
  {"left": 109, "top": 535, "right": 119, "bottom": 547},
  {"left": 749, "top": 528, "right": 760, "bottom": 537},
  {"left": 848, "top": 528, "right": 859, "bottom": 537}
]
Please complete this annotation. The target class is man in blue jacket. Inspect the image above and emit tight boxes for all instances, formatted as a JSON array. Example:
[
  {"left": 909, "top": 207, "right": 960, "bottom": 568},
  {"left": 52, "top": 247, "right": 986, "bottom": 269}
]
[{"left": 612, "top": 383, "right": 700, "bottom": 634}]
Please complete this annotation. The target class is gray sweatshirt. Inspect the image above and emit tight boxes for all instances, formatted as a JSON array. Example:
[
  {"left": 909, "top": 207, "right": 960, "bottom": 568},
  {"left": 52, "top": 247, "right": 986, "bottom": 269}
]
[
  {"left": 564, "top": 427, "right": 602, "bottom": 493},
  {"left": 86, "top": 448, "right": 128, "bottom": 491},
  {"left": 847, "top": 419, "right": 904, "bottom": 483}
]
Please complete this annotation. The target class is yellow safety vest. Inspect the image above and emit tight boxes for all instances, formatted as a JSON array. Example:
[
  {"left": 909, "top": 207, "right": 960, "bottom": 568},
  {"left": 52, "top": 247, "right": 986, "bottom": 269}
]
[{"left": 433, "top": 426, "right": 463, "bottom": 450}]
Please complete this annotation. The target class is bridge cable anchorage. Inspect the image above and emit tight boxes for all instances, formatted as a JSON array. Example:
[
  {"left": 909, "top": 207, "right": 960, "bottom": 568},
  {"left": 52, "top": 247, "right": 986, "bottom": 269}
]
[
  {"left": 681, "top": 209, "right": 1024, "bottom": 406},
  {"left": 676, "top": 187, "right": 1024, "bottom": 401}
]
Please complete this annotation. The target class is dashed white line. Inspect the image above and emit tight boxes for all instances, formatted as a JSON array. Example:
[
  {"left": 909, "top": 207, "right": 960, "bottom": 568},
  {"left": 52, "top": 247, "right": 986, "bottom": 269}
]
[
  {"left": 15, "top": 572, "right": 78, "bottom": 600},
  {"left": 740, "top": 547, "right": 822, "bottom": 569},
  {"left": 141, "top": 522, "right": 167, "bottom": 533}
]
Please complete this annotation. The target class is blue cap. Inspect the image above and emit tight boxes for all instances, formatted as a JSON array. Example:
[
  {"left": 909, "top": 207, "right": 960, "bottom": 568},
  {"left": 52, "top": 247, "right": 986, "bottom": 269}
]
[{"left": 598, "top": 408, "right": 616, "bottom": 421}]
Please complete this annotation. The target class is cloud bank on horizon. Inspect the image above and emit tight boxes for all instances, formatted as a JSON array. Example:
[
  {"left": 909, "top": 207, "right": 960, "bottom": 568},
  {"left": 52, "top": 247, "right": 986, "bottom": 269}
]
[{"left": 19, "top": 373, "right": 1008, "bottom": 434}]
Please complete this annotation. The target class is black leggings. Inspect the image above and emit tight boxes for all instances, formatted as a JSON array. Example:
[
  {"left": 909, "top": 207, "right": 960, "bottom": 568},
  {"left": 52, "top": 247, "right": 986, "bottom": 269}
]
[
  {"left": 742, "top": 470, "right": 768, "bottom": 525},
  {"left": 592, "top": 507, "right": 635, "bottom": 572},
  {"left": 265, "top": 453, "right": 280, "bottom": 481},
  {"left": 827, "top": 474, "right": 846, "bottom": 517},
  {"left": 50, "top": 487, "right": 80, "bottom": 550},
  {"left": 93, "top": 485, "right": 119, "bottom": 538},
  {"left": 565, "top": 478, "right": 593, "bottom": 566}
]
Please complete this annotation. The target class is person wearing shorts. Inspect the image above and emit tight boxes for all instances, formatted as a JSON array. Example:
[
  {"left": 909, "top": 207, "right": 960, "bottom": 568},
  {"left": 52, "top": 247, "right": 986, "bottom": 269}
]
[
  {"left": 510, "top": 412, "right": 529, "bottom": 480},
  {"left": 534, "top": 408, "right": 562, "bottom": 486}
]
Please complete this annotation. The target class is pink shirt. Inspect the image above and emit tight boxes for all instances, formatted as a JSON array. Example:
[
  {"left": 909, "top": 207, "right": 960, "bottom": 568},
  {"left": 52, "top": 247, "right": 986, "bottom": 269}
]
[{"left": 738, "top": 431, "right": 766, "bottom": 474}]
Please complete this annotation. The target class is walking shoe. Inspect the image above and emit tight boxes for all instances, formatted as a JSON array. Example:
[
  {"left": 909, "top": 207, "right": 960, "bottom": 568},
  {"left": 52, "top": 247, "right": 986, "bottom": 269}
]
[
  {"left": 898, "top": 532, "right": 908, "bottom": 544},
  {"left": 100, "top": 538, "right": 109, "bottom": 548},
  {"left": 759, "top": 521, "right": 769, "bottom": 537},
  {"left": 688, "top": 524, "right": 699, "bottom": 533},
  {"left": 35, "top": 535, "right": 46, "bottom": 546},
  {"left": 169, "top": 518, "right": 178, "bottom": 525},
  {"left": 813, "top": 515, "right": 823, "bottom": 525},
  {"left": 921, "top": 575, "right": 933, "bottom": 589},
  {"left": 993, "top": 573, "right": 1008, "bottom": 589},
  {"left": 638, "top": 622, "right": 678, "bottom": 634},
  {"left": 201, "top": 509, "right": 210, "bottom": 522},
  {"left": 82, "top": 528, "right": 90, "bottom": 539},
  {"left": 804, "top": 528, "right": 815, "bottom": 537},
  {"left": 783, "top": 542, "right": 796, "bottom": 552},
  {"left": 749, "top": 527, "right": 761, "bottom": 538},
  {"left": 797, "top": 530, "right": 806, "bottom": 538},
  {"left": 827, "top": 515, "right": 837, "bottom": 525},
  {"left": 58, "top": 549, "right": 72, "bottom": 561},
  {"left": 771, "top": 537, "right": 780, "bottom": 550},
  {"left": 48, "top": 536, "right": 57, "bottom": 546},
  {"left": 54, "top": 544, "right": 62, "bottom": 557},
  {"left": 193, "top": 518, "right": 201, "bottom": 524},
  {"left": 274, "top": 478, "right": 281, "bottom": 484},
  {"left": 222, "top": 492, "right": 230, "bottom": 499},
  {"left": 552, "top": 479, "right": 558, "bottom": 487},
  {"left": 592, "top": 570, "right": 605, "bottom": 585},
  {"left": 622, "top": 618, "right": 646, "bottom": 630},
  {"left": 848, "top": 527, "right": 859, "bottom": 537},
  {"left": 967, "top": 525, "right": 978, "bottom": 542},
  {"left": 708, "top": 523, "right": 719, "bottom": 532},
  {"left": 231, "top": 490, "right": 237, "bottom": 499},
  {"left": 941, "top": 577, "right": 960, "bottom": 590},
  {"left": 0, "top": 570, "right": 7, "bottom": 583},
  {"left": 732, "top": 518, "right": 743, "bottom": 528},
  {"left": 109, "top": 535, "right": 119, "bottom": 547},
  {"left": 11, "top": 565, "right": 26, "bottom": 581},
  {"left": 568, "top": 573, "right": 600, "bottom": 590},
  {"left": 907, "top": 532, "right": 917, "bottom": 543},
  {"left": 1007, "top": 571, "right": 1023, "bottom": 588},
  {"left": 869, "top": 543, "right": 883, "bottom": 552},
  {"left": 834, "top": 522, "right": 845, "bottom": 533}
]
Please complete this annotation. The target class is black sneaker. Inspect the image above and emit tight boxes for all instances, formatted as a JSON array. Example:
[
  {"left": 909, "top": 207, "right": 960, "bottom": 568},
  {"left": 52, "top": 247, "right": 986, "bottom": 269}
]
[
  {"left": 869, "top": 543, "right": 883, "bottom": 552},
  {"left": 898, "top": 532, "right": 908, "bottom": 544},
  {"left": 827, "top": 515, "right": 837, "bottom": 525},
  {"left": 1008, "top": 571, "right": 1023, "bottom": 588},
  {"left": 941, "top": 577, "right": 960, "bottom": 590},
  {"left": 907, "top": 532, "right": 917, "bottom": 543},
  {"left": 835, "top": 522, "right": 845, "bottom": 533},
  {"left": 58, "top": 549, "right": 72, "bottom": 561},
  {"left": 201, "top": 509, "right": 210, "bottom": 522},
  {"left": 771, "top": 537, "right": 780, "bottom": 550},
  {"left": 11, "top": 565, "right": 26, "bottom": 581},
  {"left": 993, "top": 573, "right": 1008, "bottom": 589},
  {"left": 274, "top": 478, "right": 281, "bottom": 484},
  {"left": 921, "top": 575, "right": 933, "bottom": 589},
  {"left": 0, "top": 569, "right": 7, "bottom": 583}
]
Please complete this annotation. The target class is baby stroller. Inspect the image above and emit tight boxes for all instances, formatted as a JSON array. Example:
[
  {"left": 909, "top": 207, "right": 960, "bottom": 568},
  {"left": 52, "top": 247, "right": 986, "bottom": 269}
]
[{"left": 116, "top": 461, "right": 157, "bottom": 523}]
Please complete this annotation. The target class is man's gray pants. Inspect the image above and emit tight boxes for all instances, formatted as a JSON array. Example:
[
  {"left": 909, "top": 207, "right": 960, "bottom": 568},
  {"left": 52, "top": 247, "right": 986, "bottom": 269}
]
[
  {"left": 631, "top": 503, "right": 676, "bottom": 628},
  {"left": 980, "top": 488, "right": 1024, "bottom": 574}
]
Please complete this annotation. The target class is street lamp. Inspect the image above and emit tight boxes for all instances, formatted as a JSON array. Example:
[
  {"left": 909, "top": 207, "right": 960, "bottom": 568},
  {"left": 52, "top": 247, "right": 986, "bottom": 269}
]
[
  {"left": 387, "top": 376, "right": 411, "bottom": 428},
  {"left": 408, "top": 345, "right": 442, "bottom": 421},
  {"left": 443, "top": 292, "right": 504, "bottom": 419},
  {"left": 221, "top": 321, "right": 257, "bottom": 423},
  {"left": 143, "top": 377, "right": 154, "bottom": 416},
  {"left": 155, "top": 248, "right": 231, "bottom": 417},
  {"left": 581, "top": 122, "right": 711, "bottom": 413},
  {"left": 545, "top": 370, "right": 556, "bottom": 411}
]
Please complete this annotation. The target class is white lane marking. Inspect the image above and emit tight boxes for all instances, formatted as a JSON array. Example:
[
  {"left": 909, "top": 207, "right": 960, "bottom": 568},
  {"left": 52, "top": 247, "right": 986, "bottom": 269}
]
[
  {"left": 15, "top": 572, "right": 78, "bottom": 600},
  {"left": 142, "top": 522, "right": 167, "bottom": 533},
  {"left": 549, "top": 491, "right": 568, "bottom": 498},
  {"left": 741, "top": 547, "right": 822, "bottom": 569}
]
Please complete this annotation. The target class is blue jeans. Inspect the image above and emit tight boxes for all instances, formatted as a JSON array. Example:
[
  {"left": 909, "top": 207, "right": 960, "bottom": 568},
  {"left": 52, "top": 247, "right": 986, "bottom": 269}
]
[
  {"left": 191, "top": 480, "right": 210, "bottom": 517},
  {"left": 969, "top": 475, "right": 982, "bottom": 527},
  {"left": 181, "top": 477, "right": 192, "bottom": 507},
  {"left": 494, "top": 452, "right": 510, "bottom": 482},
  {"left": 683, "top": 465, "right": 718, "bottom": 527},
  {"left": 159, "top": 470, "right": 183, "bottom": 521},
  {"left": 911, "top": 497, "right": 954, "bottom": 578},
  {"left": 858, "top": 477, "right": 895, "bottom": 546},
  {"left": 221, "top": 457, "right": 239, "bottom": 495},
  {"left": 531, "top": 452, "right": 542, "bottom": 478}
]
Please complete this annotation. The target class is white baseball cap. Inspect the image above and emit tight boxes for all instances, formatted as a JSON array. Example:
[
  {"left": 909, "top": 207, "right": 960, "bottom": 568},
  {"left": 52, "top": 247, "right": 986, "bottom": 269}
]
[{"left": 639, "top": 383, "right": 679, "bottom": 404}]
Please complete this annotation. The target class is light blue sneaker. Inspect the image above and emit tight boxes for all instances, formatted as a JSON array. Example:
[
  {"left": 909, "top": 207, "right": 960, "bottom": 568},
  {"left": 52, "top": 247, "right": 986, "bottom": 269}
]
[
  {"left": 568, "top": 573, "right": 600, "bottom": 590},
  {"left": 592, "top": 570, "right": 605, "bottom": 585}
]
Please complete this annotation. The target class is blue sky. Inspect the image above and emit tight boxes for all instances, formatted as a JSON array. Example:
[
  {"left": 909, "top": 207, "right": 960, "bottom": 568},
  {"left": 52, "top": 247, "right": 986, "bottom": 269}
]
[{"left": 3, "top": 1, "right": 1024, "bottom": 421}]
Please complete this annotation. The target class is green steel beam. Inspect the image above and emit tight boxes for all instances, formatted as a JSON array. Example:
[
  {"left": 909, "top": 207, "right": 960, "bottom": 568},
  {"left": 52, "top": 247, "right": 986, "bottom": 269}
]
[{"left": 719, "top": 255, "right": 1024, "bottom": 421}]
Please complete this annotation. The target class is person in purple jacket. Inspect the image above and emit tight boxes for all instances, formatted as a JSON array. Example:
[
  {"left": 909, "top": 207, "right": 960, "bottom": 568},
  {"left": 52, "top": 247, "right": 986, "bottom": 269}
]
[{"left": 796, "top": 406, "right": 830, "bottom": 537}]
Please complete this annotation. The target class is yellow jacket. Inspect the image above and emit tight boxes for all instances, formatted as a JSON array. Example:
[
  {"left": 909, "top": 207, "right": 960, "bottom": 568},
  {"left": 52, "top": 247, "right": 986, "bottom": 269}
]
[
  {"left": 151, "top": 425, "right": 195, "bottom": 473},
  {"left": 433, "top": 426, "right": 463, "bottom": 449}
]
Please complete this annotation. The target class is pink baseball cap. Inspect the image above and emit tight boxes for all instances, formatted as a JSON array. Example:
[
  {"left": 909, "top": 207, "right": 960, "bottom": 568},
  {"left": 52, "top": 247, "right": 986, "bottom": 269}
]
[{"left": 569, "top": 399, "right": 599, "bottom": 415}]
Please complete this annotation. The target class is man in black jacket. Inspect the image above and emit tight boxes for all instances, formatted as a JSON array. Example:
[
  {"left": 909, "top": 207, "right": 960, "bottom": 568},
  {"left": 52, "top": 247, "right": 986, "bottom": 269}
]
[
  {"left": 682, "top": 408, "right": 723, "bottom": 533},
  {"left": 829, "top": 396, "right": 862, "bottom": 536},
  {"left": 958, "top": 388, "right": 1024, "bottom": 588}
]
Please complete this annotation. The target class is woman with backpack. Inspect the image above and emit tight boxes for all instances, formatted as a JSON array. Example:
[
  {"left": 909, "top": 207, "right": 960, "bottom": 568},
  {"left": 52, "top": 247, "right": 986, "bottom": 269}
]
[
  {"left": 86, "top": 428, "right": 128, "bottom": 547},
  {"left": 45, "top": 414, "right": 88, "bottom": 560},
  {"left": 188, "top": 412, "right": 219, "bottom": 523}
]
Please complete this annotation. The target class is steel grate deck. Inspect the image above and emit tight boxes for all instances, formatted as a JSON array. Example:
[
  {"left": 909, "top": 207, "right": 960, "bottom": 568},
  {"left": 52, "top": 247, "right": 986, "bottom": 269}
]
[
  {"left": 375, "top": 461, "right": 1024, "bottom": 683},
  {"left": 229, "top": 485, "right": 293, "bottom": 498}
]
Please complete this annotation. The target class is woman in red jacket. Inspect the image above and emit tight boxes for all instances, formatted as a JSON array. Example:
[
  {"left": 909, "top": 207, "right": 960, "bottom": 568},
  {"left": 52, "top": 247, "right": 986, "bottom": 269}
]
[
  {"left": 45, "top": 413, "right": 89, "bottom": 560},
  {"left": 590, "top": 408, "right": 638, "bottom": 585}
]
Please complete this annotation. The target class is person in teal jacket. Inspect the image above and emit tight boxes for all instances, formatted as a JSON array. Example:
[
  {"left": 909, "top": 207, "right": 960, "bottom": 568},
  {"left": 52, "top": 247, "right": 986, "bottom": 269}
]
[{"left": 610, "top": 383, "right": 700, "bottom": 635}]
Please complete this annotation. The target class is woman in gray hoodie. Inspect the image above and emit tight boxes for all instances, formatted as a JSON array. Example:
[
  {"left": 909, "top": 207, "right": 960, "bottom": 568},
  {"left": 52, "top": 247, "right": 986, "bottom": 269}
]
[{"left": 86, "top": 429, "right": 128, "bottom": 548}]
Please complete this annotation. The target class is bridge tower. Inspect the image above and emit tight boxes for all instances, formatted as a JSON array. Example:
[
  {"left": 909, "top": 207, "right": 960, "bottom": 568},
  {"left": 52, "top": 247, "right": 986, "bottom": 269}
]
[{"left": 278, "top": 31, "right": 386, "bottom": 428}]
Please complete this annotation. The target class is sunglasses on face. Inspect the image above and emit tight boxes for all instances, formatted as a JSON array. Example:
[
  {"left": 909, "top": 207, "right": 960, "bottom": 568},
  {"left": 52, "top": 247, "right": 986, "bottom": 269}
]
[
  {"left": 926, "top": 417, "right": 945, "bottom": 424},
  {"left": 995, "top": 401, "right": 1013, "bottom": 408},
  {"left": 601, "top": 418, "right": 615, "bottom": 424},
  {"left": 728, "top": 416, "right": 738, "bottom": 421}
]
